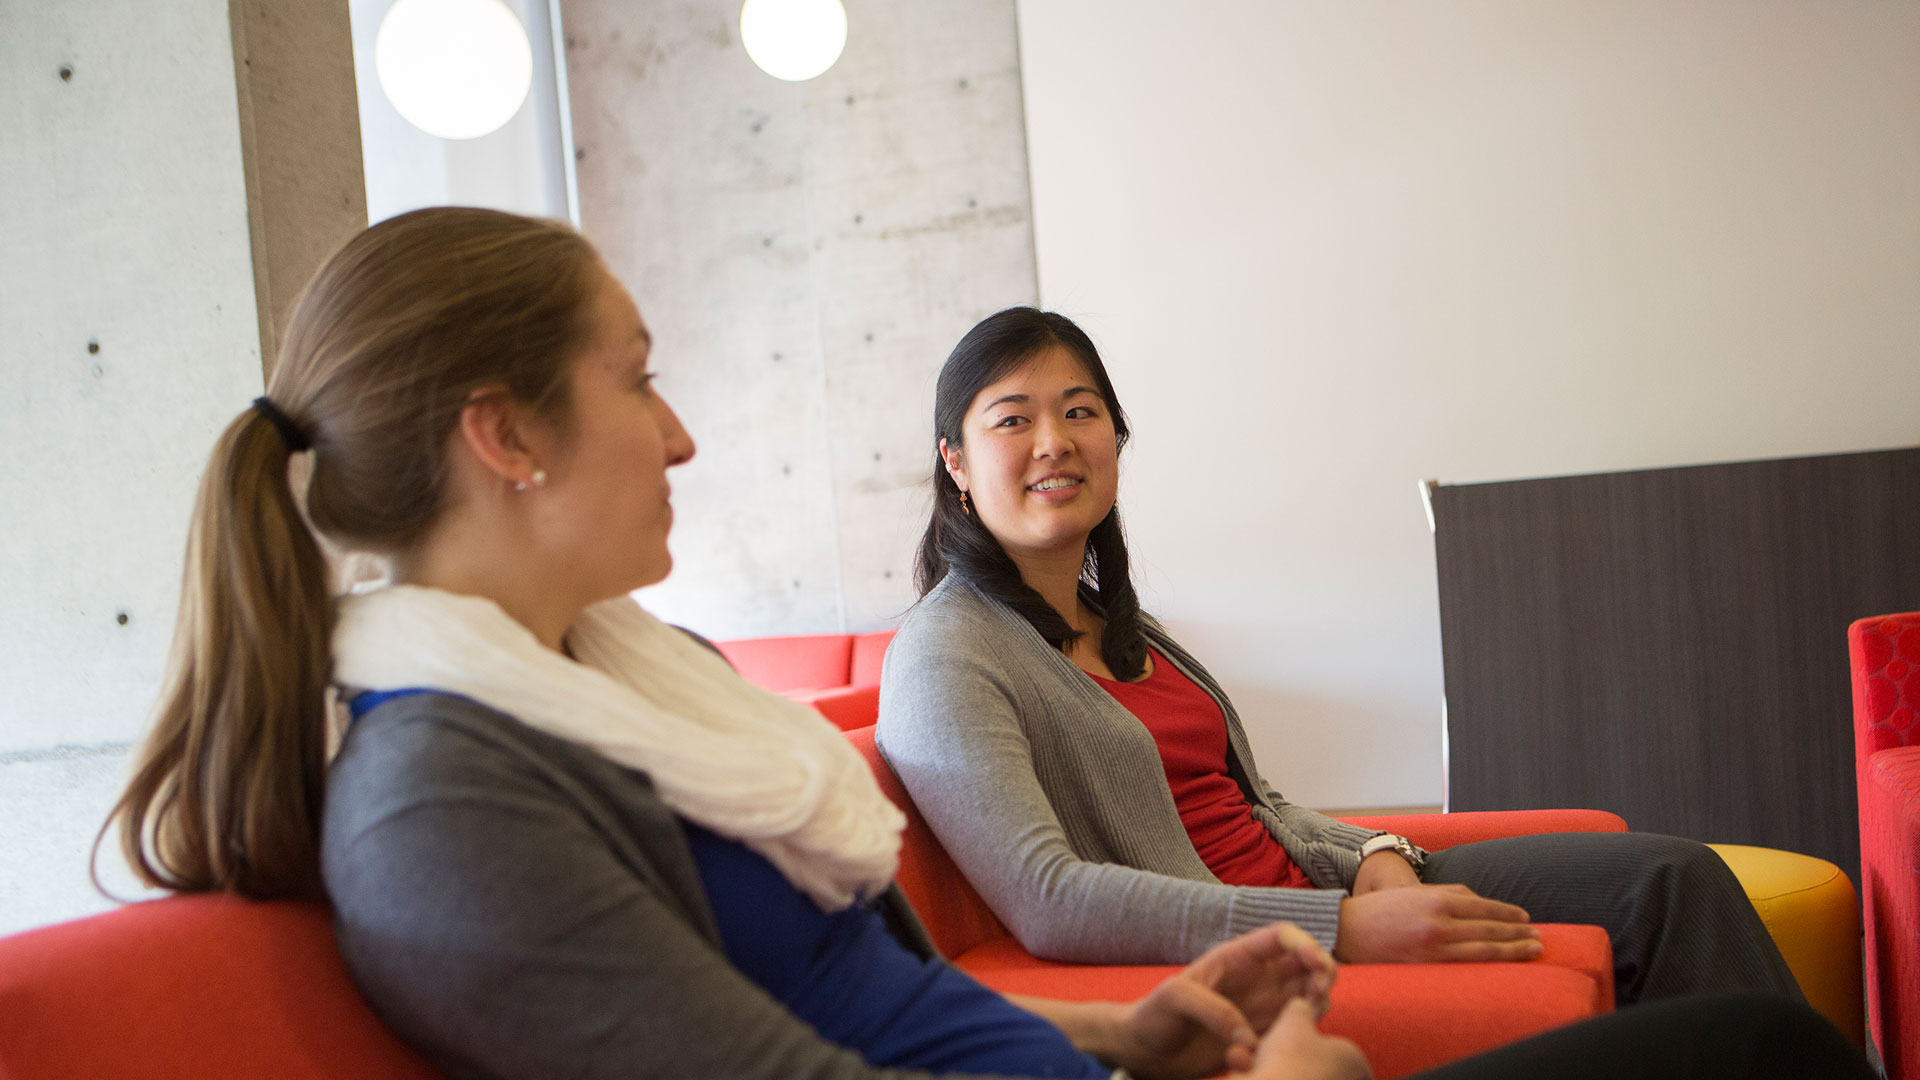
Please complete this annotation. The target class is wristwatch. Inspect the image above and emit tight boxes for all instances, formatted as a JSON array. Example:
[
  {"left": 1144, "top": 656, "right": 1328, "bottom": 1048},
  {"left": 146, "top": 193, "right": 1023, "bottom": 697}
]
[{"left": 1358, "top": 832, "right": 1424, "bottom": 871}]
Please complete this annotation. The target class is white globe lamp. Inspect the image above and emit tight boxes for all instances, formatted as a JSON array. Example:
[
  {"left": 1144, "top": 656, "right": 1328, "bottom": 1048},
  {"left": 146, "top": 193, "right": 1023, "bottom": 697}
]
[
  {"left": 376, "top": 0, "right": 534, "bottom": 140},
  {"left": 740, "top": 0, "right": 848, "bottom": 82}
]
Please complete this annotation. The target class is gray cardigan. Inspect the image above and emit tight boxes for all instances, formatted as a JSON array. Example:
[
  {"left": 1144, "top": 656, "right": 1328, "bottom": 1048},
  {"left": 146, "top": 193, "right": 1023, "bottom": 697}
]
[
  {"left": 877, "top": 575, "right": 1397, "bottom": 963},
  {"left": 323, "top": 691, "right": 1035, "bottom": 1080}
]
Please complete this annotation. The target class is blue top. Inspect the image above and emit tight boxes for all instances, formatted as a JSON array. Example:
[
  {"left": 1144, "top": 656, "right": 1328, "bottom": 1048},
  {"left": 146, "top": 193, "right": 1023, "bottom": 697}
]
[{"left": 347, "top": 689, "right": 1107, "bottom": 1078}]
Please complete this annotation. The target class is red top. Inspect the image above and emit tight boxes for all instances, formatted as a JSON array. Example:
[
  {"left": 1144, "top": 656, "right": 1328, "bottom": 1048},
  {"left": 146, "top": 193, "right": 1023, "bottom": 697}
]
[{"left": 1090, "top": 649, "right": 1312, "bottom": 888}]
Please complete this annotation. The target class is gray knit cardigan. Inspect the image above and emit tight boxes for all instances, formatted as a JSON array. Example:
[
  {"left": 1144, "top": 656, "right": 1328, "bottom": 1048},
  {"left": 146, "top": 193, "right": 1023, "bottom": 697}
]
[
  {"left": 326, "top": 690, "right": 1041, "bottom": 1080},
  {"left": 877, "top": 575, "right": 1399, "bottom": 963}
]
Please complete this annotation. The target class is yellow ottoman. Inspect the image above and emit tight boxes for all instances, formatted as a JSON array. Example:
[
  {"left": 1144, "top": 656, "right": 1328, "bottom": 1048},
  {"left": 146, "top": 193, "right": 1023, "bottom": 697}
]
[{"left": 1707, "top": 843, "right": 1863, "bottom": 1047}]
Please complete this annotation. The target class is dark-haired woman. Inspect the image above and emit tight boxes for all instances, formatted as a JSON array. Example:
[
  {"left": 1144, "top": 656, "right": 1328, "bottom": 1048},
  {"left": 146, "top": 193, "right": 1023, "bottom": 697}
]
[{"left": 877, "top": 307, "right": 1801, "bottom": 1008}]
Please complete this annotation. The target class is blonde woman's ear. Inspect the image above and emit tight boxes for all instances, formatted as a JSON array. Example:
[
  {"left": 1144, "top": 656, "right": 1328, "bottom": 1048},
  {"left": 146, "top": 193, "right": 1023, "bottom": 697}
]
[{"left": 457, "top": 386, "right": 543, "bottom": 490}]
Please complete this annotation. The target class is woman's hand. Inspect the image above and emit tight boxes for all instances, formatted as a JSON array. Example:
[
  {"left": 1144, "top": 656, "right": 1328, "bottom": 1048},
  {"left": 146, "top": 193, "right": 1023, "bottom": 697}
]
[
  {"left": 1334, "top": 884, "right": 1542, "bottom": 964},
  {"left": 1349, "top": 850, "right": 1421, "bottom": 896},
  {"left": 1234, "top": 998, "right": 1372, "bottom": 1080},
  {"left": 1106, "top": 923, "right": 1337, "bottom": 1080}
]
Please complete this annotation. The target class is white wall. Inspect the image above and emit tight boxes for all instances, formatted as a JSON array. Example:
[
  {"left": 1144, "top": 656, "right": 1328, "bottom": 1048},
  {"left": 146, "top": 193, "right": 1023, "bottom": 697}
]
[{"left": 1016, "top": 1, "right": 1920, "bottom": 808}]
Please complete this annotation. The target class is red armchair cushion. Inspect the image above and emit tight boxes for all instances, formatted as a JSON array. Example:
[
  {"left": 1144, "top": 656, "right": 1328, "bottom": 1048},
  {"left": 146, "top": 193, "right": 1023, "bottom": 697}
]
[
  {"left": 846, "top": 723, "right": 1615, "bottom": 1079},
  {"left": 957, "top": 933, "right": 1607, "bottom": 1080},
  {"left": 714, "top": 633, "right": 852, "bottom": 693},
  {"left": 1850, "top": 613, "right": 1920, "bottom": 1072},
  {"left": 849, "top": 631, "right": 896, "bottom": 687},
  {"left": 0, "top": 894, "right": 445, "bottom": 1080},
  {"left": 847, "top": 725, "right": 1011, "bottom": 957},
  {"left": 1852, "top": 615, "right": 1920, "bottom": 779},
  {"left": 1861, "top": 745, "right": 1920, "bottom": 1076},
  {"left": 1343, "top": 809, "right": 1629, "bottom": 851},
  {"left": 800, "top": 684, "right": 883, "bottom": 732}
]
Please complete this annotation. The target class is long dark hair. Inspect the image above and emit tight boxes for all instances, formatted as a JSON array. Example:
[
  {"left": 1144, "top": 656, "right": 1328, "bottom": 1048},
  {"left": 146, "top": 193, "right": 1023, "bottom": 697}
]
[
  {"left": 914, "top": 307, "right": 1148, "bottom": 680},
  {"left": 103, "top": 208, "right": 601, "bottom": 900}
]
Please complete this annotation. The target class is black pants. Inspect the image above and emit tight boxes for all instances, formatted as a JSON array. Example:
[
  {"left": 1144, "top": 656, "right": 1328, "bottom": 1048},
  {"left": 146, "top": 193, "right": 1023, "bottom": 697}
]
[
  {"left": 1415, "top": 992, "right": 1872, "bottom": 1080},
  {"left": 1421, "top": 832, "right": 1802, "bottom": 1005}
]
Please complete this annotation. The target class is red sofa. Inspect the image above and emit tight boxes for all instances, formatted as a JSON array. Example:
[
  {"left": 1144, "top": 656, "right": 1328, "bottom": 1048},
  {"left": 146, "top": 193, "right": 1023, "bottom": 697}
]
[
  {"left": 843, "top": 725, "right": 1625, "bottom": 1080},
  {"left": 1849, "top": 613, "right": 1920, "bottom": 1078},
  {"left": 716, "top": 630, "right": 894, "bottom": 731},
  {"left": 0, "top": 626, "right": 1624, "bottom": 1080},
  {"left": 0, "top": 751, "right": 1623, "bottom": 1080},
  {"left": 0, "top": 893, "right": 446, "bottom": 1080}
]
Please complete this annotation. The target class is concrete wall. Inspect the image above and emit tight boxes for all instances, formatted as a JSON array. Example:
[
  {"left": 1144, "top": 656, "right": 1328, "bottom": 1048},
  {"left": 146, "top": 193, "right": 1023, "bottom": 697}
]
[
  {"left": 562, "top": 0, "right": 1038, "bottom": 638},
  {"left": 2, "top": 0, "right": 261, "bottom": 757},
  {"left": 1, "top": 0, "right": 363, "bottom": 934},
  {"left": 1015, "top": 1, "right": 1920, "bottom": 809}
]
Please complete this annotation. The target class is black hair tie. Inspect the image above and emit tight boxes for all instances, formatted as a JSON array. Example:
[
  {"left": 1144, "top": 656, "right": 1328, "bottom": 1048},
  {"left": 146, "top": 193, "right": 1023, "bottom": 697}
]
[{"left": 251, "top": 396, "right": 312, "bottom": 452}]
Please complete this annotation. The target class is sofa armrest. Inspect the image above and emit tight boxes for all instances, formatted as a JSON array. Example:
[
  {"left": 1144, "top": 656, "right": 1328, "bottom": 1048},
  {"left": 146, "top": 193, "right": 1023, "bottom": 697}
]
[
  {"left": 714, "top": 634, "right": 854, "bottom": 694},
  {"left": 0, "top": 896, "right": 446, "bottom": 1080},
  {"left": 1340, "top": 809, "right": 1629, "bottom": 852},
  {"left": 799, "top": 684, "right": 882, "bottom": 732}
]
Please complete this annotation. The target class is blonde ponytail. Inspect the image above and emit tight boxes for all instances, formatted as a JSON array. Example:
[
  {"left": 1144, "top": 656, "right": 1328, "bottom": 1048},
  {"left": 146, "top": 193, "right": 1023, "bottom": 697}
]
[
  {"left": 103, "top": 207, "right": 599, "bottom": 901},
  {"left": 110, "top": 408, "right": 333, "bottom": 898}
]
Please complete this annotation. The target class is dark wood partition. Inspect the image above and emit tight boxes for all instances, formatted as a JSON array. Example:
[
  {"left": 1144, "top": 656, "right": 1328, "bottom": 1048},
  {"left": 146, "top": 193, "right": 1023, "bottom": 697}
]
[{"left": 1432, "top": 447, "right": 1920, "bottom": 882}]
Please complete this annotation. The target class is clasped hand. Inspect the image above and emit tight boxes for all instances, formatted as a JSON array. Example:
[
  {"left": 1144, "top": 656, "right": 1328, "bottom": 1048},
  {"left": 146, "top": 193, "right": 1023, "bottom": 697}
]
[
  {"left": 1107, "top": 923, "right": 1360, "bottom": 1080},
  {"left": 1021, "top": 922, "right": 1371, "bottom": 1080}
]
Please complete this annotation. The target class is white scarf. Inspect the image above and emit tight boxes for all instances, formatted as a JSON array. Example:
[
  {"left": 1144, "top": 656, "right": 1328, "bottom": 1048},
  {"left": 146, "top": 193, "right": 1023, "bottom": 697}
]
[{"left": 331, "top": 585, "right": 903, "bottom": 912}]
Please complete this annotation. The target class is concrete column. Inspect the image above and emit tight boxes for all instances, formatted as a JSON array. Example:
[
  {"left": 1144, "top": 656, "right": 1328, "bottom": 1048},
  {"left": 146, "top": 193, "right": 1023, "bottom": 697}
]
[{"left": 230, "top": 0, "right": 367, "bottom": 375}]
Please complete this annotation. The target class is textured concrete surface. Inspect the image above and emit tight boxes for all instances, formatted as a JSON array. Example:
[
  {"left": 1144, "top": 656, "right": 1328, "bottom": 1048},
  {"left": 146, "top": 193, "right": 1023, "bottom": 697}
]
[
  {"left": 0, "top": 745, "right": 158, "bottom": 936},
  {"left": 3, "top": 0, "right": 361, "bottom": 933},
  {"left": 2, "top": 0, "right": 262, "bottom": 755},
  {"left": 563, "top": 0, "right": 1038, "bottom": 638}
]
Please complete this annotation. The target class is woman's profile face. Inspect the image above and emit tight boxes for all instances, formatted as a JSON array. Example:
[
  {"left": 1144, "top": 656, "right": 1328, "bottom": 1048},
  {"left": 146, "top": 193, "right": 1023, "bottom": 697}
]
[
  {"left": 530, "top": 267, "right": 697, "bottom": 600},
  {"left": 946, "top": 344, "right": 1119, "bottom": 567}
]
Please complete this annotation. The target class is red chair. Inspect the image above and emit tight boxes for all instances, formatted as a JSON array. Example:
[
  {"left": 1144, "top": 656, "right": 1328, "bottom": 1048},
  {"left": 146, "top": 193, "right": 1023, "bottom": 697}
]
[
  {"left": 714, "top": 633, "right": 855, "bottom": 694},
  {"left": 1848, "top": 614, "right": 1920, "bottom": 1077},
  {"left": 0, "top": 894, "right": 446, "bottom": 1080},
  {"left": 845, "top": 725, "right": 1621, "bottom": 1080},
  {"left": 715, "top": 630, "right": 895, "bottom": 695},
  {"left": 808, "top": 683, "right": 883, "bottom": 732},
  {"left": 718, "top": 630, "right": 895, "bottom": 731}
]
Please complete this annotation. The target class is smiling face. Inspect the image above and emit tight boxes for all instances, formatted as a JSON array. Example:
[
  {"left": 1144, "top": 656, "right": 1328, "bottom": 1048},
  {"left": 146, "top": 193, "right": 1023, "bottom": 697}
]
[
  {"left": 530, "top": 266, "right": 696, "bottom": 601},
  {"left": 943, "top": 344, "right": 1120, "bottom": 567}
]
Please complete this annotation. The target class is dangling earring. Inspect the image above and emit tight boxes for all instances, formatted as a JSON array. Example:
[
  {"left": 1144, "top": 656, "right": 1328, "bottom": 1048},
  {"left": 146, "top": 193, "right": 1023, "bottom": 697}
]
[{"left": 959, "top": 490, "right": 971, "bottom": 515}]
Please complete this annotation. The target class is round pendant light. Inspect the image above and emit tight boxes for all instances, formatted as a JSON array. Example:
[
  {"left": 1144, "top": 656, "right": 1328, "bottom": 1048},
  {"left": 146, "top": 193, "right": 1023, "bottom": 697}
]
[
  {"left": 740, "top": 0, "right": 848, "bottom": 82},
  {"left": 376, "top": 0, "right": 534, "bottom": 140}
]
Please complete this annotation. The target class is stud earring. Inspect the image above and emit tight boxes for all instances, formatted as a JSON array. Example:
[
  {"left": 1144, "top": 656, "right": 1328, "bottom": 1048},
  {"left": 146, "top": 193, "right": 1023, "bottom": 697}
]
[
  {"left": 959, "top": 490, "right": 970, "bottom": 515},
  {"left": 515, "top": 469, "right": 548, "bottom": 492}
]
